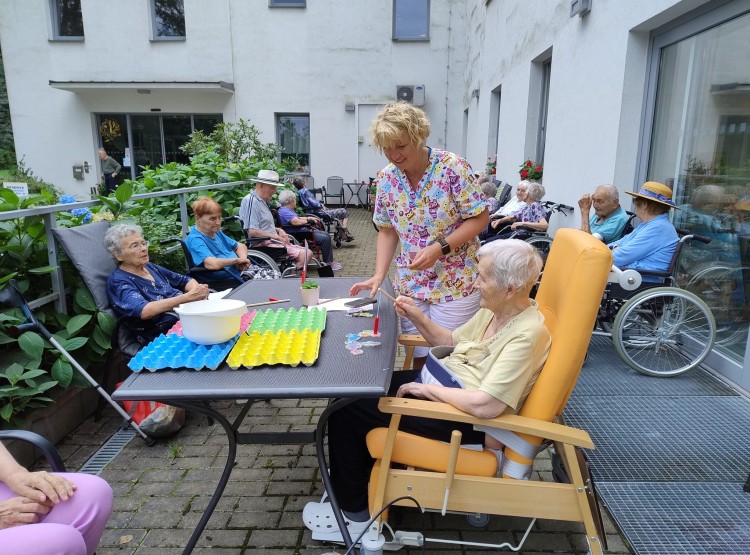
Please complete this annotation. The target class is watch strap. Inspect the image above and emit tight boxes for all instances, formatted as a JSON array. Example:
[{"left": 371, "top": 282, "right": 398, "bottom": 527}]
[{"left": 438, "top": 237, "right": 451, "bottom": 255}]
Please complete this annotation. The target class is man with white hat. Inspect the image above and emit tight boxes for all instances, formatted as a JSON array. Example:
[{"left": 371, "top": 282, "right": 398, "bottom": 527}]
[
  {"left": 239, "top": 169, "right": 312, "bottom": 269},
  {"left": 608, "top": 181, "right": 679, "bottom": 281}
]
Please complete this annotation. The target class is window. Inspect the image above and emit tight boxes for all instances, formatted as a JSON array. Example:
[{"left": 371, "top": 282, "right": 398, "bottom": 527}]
[
  {"left": 393, "top": 0, "right": 430, "bottom": 41},
  {"left": 536, "top": 60, "right": 551, "bottom": 164},
  {"left": 644, "top": 3, "right": 750, "bottom": 363},
  {"left": 97, "top": 113, "right": 222, "bottom": 179},
  {"left": 269, "top": 0, "right": 306, "bottom": 7},
  {"left": 276, "top": 114, "right": 310, "bottom": 168},
  {"left": 50, "top": 0, "right": 84, "bottom": 39},
  {"left": 151, "top": 0, "right": 185, "bottom": 39}
]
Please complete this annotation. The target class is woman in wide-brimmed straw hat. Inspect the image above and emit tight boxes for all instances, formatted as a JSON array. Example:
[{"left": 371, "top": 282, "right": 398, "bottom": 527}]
[{"left": 607, "top": 181, "right": 679, "bottom": 280}]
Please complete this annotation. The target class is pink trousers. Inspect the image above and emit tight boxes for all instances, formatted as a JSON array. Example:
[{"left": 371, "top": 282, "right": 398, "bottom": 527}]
[{"left": 0, "top": 473, "right": 113, "bottom": 555}]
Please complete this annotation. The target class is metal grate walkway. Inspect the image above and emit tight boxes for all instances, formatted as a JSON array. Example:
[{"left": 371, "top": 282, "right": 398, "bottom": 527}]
[
  {"left": 77, "top": 427, "right": 136, "bottom": 475},
  {"left": 565, "top": 335, "right": 750, "bottom": 554}
]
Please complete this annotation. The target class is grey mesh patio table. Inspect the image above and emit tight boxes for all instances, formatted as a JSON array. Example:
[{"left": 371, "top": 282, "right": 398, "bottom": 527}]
[{"left": 113, "top": 277, "right": 397, "bottom": 554}]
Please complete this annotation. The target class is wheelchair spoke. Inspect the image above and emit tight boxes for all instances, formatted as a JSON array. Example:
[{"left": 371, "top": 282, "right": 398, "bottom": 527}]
[{"left": 613, "top": 287, "right": 715, "bottom": 377}]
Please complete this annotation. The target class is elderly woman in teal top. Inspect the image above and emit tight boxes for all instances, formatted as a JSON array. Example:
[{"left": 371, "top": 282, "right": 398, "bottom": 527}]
[
  {"left": 185, "top": 196, "right": 254, "bottom": 287},
  {"left": 608, "top": 181, "right": 679, "bottom": 281},
  {"left": 350, "top": 101, "right": 489, "bottom": 367}
]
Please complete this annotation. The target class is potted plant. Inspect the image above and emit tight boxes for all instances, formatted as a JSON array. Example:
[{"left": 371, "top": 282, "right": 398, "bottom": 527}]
[
  {"left": 300, "top": 280, "right": 320, "bottom": 306},
  {"left": 519, "top": 159, "right": 543, "bottom": 181}
]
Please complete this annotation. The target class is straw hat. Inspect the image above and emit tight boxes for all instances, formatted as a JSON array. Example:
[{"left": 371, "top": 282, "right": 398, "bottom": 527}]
[
  {"left": 625, "top": 181, "right": 679, "bottom": 209},
  {"left": 252, "top": 169, "right": 282, "bottom": 187}
]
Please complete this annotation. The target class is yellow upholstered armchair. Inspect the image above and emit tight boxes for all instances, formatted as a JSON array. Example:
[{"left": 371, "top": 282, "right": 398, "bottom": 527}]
[{"left": 366, "top": 229, "right": 613, "bottom": 553}]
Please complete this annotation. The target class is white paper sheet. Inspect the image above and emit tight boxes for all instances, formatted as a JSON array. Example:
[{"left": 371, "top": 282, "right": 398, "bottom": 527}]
[{"left": 208, "top": 289, "right": 232, "bottom": 300}]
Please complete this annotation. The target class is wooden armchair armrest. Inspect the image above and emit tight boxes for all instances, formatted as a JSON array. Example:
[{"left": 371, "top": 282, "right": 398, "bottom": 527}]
[
  {"left": 377, "top": 397, "right": 594, "bottom": 449},
  {"left": 397, "top": 333, "right": 430, "bottom": 370}
]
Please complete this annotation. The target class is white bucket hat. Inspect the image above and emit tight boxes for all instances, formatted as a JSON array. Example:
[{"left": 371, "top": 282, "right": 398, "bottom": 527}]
[{"left": 252, "top": 169, "right": 282, "bottom": 187}]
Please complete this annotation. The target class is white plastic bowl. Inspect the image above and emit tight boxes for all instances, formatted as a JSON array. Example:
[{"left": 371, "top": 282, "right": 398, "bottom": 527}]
[{"left": 174, "top": 299, "right": 247, "bottom": 345}]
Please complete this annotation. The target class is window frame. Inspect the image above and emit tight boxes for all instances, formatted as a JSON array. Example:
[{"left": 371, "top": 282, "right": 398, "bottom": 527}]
[
  {"left": 268, "top": 0, "right": 306, "bottom": 8},
  {"left": 48, "top": 0, "right": 85, "bottom": 41},
  {"left": 392, "top": 0, "right": 430, "bottom": 42},
  {"left": 276, "top": 113, "right": 311, "bottom": 169},
  {"left": 150, "top": 0, "right": 187, "bottom": 41}
]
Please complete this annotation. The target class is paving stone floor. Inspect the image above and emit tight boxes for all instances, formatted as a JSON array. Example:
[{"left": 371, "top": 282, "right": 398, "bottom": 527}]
[{"left": 49, "top": 208, "right": 632, "bottom": 554}]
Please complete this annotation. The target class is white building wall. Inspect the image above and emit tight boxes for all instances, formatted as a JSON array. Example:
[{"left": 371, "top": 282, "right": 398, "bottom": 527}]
[
  {"left": 463, "top": 0, "right": 712, "bottom": 233},
  {"left": 0, "top": 0, "right": 467, "bottom": 196}
]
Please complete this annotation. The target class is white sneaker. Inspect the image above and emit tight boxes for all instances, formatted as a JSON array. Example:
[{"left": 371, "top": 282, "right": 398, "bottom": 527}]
[
  {"left": 330, "top": 261, "right": 343, "bottom": 271},
  {"left": 303, "top": 501, "right": 370, "bottom": 543}
]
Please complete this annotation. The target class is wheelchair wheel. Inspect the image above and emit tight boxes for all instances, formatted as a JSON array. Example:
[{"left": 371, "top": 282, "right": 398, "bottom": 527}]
[
  {"left": 525, "top": 235, "right": 553, "bottom": 256},
  {"left": 613, "top": 287, "right": 715, "bottom": 377},
  {"left": 684, "top": 265, "right": 749, "bottom": 348},
  {"left": 247, "top": 250, "right": 282, "bottom": 274}
]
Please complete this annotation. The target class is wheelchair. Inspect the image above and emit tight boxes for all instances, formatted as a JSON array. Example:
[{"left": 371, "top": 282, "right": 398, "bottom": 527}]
[
  {"left": 592, "top": 231, "right": 717, "bottom": 377},
  {"left": 296, "top": 187, "right": 348, "bottom": 248},
  {"left": 485, "top": 201, "right": 575, "bottom": 257}
]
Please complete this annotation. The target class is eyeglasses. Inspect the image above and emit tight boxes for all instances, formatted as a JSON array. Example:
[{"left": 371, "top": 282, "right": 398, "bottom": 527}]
[{"left": 126, "top": 240, "right": 149, "bottom": 251}]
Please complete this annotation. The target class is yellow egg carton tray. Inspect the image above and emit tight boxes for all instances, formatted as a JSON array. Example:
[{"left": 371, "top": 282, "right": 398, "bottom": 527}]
[{"left": 226, "top": 329, "right": 322, "bottom": 368}]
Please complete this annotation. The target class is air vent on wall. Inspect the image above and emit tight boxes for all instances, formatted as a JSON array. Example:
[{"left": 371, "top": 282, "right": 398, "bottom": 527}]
[{"left": 396, "top": 85, "right": 425, "bottom": 106}]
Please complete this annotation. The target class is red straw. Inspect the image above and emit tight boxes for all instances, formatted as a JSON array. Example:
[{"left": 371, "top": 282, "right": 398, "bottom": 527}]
[
  {"left": 373, "top": 316, "right": 380, "bottom": 335},
  {"left": 300, "top": 270, "right": 306, "bottom": 285}
]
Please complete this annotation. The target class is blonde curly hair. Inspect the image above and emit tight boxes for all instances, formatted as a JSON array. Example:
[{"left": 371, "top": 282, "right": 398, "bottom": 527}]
[{"left": 370, "top": 101, "right": 430, "bottom": 152}]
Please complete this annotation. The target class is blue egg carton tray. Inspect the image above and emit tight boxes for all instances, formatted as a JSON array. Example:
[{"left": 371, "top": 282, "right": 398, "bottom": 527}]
[{"left": 127, "top": 333, "right": 240, "bottom": 372}]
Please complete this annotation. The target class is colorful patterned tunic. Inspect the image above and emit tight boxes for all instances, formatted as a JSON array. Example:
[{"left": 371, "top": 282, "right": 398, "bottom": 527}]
[{"left": 373, "top": 148, "right": 485, "bottom": 303}]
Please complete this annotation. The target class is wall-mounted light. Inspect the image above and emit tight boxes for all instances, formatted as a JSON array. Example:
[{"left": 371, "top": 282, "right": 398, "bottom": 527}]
[
  {"left": 345, "top": 101, "right": 355, "bottom": 112},
  {"left": 83, "top": 161, "right": 90, "bottom": 174},
  {"left": 150, "top": 108, "right": 161, "bottom": 112},
  {"left": 471, "top": 88, "right": 480, "bottom": 99},
  {"left": 136, "top": 89, "right": 151, "bottom": 94}
]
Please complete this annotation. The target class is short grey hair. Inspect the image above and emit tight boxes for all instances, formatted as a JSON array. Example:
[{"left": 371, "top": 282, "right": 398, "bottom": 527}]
[
  {"left": 277, "top": 189, "right": 297, "bottom": 206},
  {"left": 595, "top": 184, "right": 619, "bottom": 202},
  {"left": 104, "top": 224, "right": 143, "bottom": 260},
  {"left": 526, "top": 182, "right": 546, "bottom": 202},
  {"left": 517, "top": 180, "right": 532, "bottom": 191},
  {"left": 477, "top": 239, "right": 542, "bottom": 292},
  {"left": 480, "top": 180, "right": 497, "bottom": 199}
]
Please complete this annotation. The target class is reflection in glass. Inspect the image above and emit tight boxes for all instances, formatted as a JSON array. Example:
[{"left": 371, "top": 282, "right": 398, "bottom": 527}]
[
  {"left": 54, "top": 0, "right": 84, "bottom": 37},
  {"left": 193, "top": 115, "right": 222, "bottom": 135},
  {"left": 153, "top": 0, "right": 185, "bottom": 38},
  {"left": 131, "top": 115, "right": 163, "bottom": 177},
  {"left": 277, "top": 115, "right": 310, "bottom": 167},
  {"left": 97, "top": 114, "right": 128, "bottom": 183},
  {"left": 648, "top": 12, "right": 750, "bottom": 359},
  {"left": 163, "top": 116, "right": 191, "bottom": 165}
]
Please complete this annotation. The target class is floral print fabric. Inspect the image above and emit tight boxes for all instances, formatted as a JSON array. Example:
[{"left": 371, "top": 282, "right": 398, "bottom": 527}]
[{"left": 373, "top": 148, "right": 485, "bottom": 303}]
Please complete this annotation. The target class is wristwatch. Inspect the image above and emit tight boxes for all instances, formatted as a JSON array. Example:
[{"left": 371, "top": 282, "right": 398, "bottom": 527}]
[{"left": 438, "top": 237, "right": 451, "bottom": 255}]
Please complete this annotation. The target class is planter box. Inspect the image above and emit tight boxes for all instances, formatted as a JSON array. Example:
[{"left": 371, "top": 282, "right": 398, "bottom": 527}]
[{"left": 3, "top": 386, "right": 99, "bottom": 468}]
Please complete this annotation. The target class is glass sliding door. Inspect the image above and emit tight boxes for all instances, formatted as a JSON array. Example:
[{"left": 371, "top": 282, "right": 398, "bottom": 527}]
[
  {"left": 130, "top": 115, "right": 163, "bottom": 177},
  {"left": 162, "top": 115, "right": 191, "bottom": 165},
  {"left": 647, "top": 9, "right": 750, "bottom": 361}
]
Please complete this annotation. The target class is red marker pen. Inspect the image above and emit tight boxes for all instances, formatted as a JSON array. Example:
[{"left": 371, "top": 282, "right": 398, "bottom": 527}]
[{"left": 373, "top": 316, "right": 380, "bottom": 335}]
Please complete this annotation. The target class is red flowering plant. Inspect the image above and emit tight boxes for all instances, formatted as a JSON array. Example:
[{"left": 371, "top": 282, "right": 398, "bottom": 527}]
[
  {"left": 486, "top": 156, "right": 497, "bottom": 175},
  {"left": 519, "top": 159, "right": 543, "bottom": 181}
]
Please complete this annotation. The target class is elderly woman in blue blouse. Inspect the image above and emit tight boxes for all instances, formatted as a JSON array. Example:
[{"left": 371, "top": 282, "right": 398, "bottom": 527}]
[
  {"left": 608, "top": 181, "right": 679, "bottom": 282},
  {"left": 105, "top": 224, "right": 209, "bottom": 344}
]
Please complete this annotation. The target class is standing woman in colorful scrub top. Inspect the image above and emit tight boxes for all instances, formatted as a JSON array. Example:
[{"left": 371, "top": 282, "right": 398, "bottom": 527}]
[{"left": 350, "top": 101, "right": 489, "bottom": 368}]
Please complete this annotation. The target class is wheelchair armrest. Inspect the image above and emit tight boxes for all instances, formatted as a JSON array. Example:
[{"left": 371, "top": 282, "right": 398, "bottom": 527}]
[
  {"left": 377, "top": 398, "right": 594, "bottom": 449},
  {"left": 0, "top": 430, "right": 66, "bottom": 472}
]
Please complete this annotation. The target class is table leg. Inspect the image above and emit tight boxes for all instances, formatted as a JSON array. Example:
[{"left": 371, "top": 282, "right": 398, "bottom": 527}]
[
  {"left": 315, "top": 398, "right": 358, "bottom": 550},
  {"left": 168, "top": 400, "right": 238, "bottom": 555}
]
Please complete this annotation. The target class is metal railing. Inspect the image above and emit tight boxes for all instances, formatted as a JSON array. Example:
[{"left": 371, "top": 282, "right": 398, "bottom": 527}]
[{"left": 0, "top": 180, "right": 251, "bottom": 314}]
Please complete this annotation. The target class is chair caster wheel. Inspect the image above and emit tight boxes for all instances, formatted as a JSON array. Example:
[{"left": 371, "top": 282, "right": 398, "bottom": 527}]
[
  {"left": 335, "top": 240, "right": 342, "bottom": 248},
  {"left": 467, "top": 513, "right": 490, "bottom": 527}
]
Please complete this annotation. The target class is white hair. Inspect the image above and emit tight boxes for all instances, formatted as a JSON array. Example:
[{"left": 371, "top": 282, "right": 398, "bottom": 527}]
[{"left": 477, "top": 239, "right": 542, "bottom": 292}]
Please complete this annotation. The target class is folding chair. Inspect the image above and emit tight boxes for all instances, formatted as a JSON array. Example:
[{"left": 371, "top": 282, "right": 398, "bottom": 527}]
[
  {"left": 365, "top": 229, "right": 613, "bottom": 553},
  {"left": 324, "top": 176, "right": 345, "bottom": 207}
]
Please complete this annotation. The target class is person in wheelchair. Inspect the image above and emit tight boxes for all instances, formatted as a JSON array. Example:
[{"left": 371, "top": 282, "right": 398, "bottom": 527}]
[
  {"left": 578, "top": 184, "right": 629, "bottom": 243},
  {"left": 303, "top": 240, "right": 551, "bottom": 542},
  {"left": 277, "top": 190, "right": 342, "bottom": 271},
  {"left": 491, "top": 179, "right": 532, "bottom": 218},
  {"left": 485, "top": 182, "right": 548, "bottom": 242},
  {"left": 608, "top": 181, "right": 679, "bottom": 282},
  {"left": 239, "top": 169, "right": 313, "bottom": 270},
  {"left": 292, "top": 178, "right": 354, "bottom": 242},
  {"left": 104, "top": 224, "right": 210, "bottom": 345},
  {"left": 185, "top": 196, "right": 280, "bottom": 286}
]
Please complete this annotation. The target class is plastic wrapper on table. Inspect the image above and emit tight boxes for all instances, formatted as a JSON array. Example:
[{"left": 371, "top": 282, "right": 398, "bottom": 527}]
[
  {"left": 226, "top": 329, "right": 322, "bottom": 368},
  {"left": 127, "top": 333, "right": 240, "bottom": 372}
]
